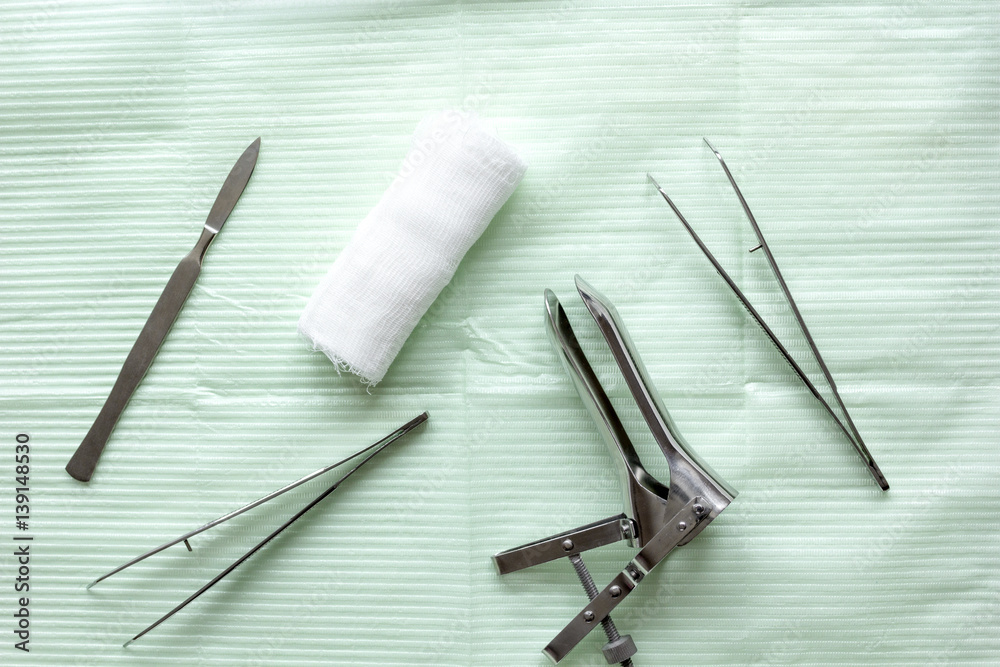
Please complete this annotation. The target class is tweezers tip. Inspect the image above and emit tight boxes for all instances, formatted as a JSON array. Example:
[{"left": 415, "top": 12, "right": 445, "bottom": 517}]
[
  {"left": 646, "top": 173, "right": 666, "bottom": 195},
  {"left": 872, "top": 466, "right": 890, "bottom": 491},
  {"left": 646, "top": 175, "right": 679, "bottom": 209}
]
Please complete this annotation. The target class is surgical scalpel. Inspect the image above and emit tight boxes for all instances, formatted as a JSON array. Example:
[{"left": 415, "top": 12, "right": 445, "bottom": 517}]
[
  {"left": 66, "top": 138, "right": 261, "bottom": 482},
  {"left": 648, "top": 139, "right": 888, "bottom": 490}
]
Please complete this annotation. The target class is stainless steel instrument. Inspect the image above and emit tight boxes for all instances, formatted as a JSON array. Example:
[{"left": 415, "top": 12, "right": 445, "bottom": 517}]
[
  {"left": 87, "top": 413, "right": 428, "bottom": 646},
  {"left": 494, "top": 277, "right": 737, "bottom": 665},
  {"left": 66, "top": 138, "right": 261, "bottom": 482},
  {"left": 648, "top": 138, "right": 888, "bottom": 490}
]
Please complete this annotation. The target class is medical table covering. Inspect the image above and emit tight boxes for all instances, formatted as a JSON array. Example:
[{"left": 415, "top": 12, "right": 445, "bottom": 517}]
[{"left": 0, "top": 2, "right": 997, "bottom": 665}]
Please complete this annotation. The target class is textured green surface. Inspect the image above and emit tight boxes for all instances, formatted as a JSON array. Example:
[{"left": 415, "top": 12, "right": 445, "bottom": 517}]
[{"left": 1, "top": 2, "right": 998, "bottom": 665}]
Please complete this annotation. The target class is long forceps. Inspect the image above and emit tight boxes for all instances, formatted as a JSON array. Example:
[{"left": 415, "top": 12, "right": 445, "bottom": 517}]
[
  {"left": 89, "top": 413, "right": 427, "bottom": 646},
  {"left": 494, "top": 277, "right": 736, "bottom": 665},
  {"left": 648, "top": 139, "right": 888, "bottom": 490}
]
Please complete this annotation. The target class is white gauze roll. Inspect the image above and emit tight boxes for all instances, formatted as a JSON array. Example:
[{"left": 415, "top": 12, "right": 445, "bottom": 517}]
[{"left": 298, "top": 110, "right": 527, "bottom": 385}]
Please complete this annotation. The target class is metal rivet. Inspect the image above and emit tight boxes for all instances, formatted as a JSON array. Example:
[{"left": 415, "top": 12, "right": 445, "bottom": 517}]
[
  {"left": 562, "top": 539, "right": 574, "bottom": 551},
  {"left": 677, "top": 521, "right": 688, "bottom": 531},
  {"left": 583, "top": 611, "right": 595, "bottom": 623},
  {"left": 610, "top": 585, "right": 622, "bottom": 598},
  {"left": 693, "top": 504, "right": 705, "bottom": 515}
]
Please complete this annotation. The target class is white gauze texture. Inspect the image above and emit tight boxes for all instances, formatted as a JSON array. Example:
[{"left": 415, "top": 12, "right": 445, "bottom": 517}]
[{"left": 298, "top": 111, "right": 527, "bottom": 385}]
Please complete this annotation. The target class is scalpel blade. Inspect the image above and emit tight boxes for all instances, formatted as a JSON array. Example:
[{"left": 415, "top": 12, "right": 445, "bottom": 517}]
[{"left": 65, "top": 138, "right": 261, "bottom": 482}]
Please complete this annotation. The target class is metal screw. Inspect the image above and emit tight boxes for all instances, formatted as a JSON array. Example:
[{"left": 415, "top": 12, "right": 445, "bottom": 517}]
[
  {"left": 677, "top": 521, "right": 688, "bottom": 531},
  {"left": 562, "top": 539, "right": 575, "bottom": 551},
  {"left": 610, "top": 585, "right": 622, "bottom": 598},
  {"left": 619, "top": 518, "right": 636, "bottom": 543},
  {"left": 693, "top": 504, "right": 705, "bottom": 515},
  {"left": 568, "top": 554, "right": 635, "bottom": 666}
]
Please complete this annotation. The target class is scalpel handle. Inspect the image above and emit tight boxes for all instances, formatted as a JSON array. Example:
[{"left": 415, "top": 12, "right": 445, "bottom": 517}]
[{"left": 66, "top": 231, "right": 212, "bottom": 482}]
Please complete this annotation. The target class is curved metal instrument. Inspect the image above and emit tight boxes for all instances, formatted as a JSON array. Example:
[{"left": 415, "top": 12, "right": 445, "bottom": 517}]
[{"left": 493, "top": 277, "right": 736, "bottom": 665}]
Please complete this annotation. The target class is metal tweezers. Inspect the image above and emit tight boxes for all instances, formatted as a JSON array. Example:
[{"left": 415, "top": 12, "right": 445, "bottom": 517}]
[
  {"left": 648, "top": 139, "right": 888, "bottom": 490},
  {"left": 494, "top": 277, "right": 737, "bottom": 665},
  {"left": 88, "top": 413, "right": 427, "bottom": 646}
]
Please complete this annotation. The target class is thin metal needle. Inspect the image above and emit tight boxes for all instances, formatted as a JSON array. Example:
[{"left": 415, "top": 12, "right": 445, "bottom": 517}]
[
  {"left": 123, "top": 412, "right": 427, "bottom": 647},
  {"left": 701, "top": 138, "right": 887, "bottom": 490},
  {"left": 647, "top": 173, "right": 887, "bottom": 489},
  {"left": 89, "top": 412, "right": 428, "bottom": 590}
]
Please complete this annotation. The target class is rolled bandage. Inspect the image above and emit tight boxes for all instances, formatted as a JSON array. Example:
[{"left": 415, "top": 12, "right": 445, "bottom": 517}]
[{"left": 298, "top": 110, "right": 527, "bottom": 385}]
